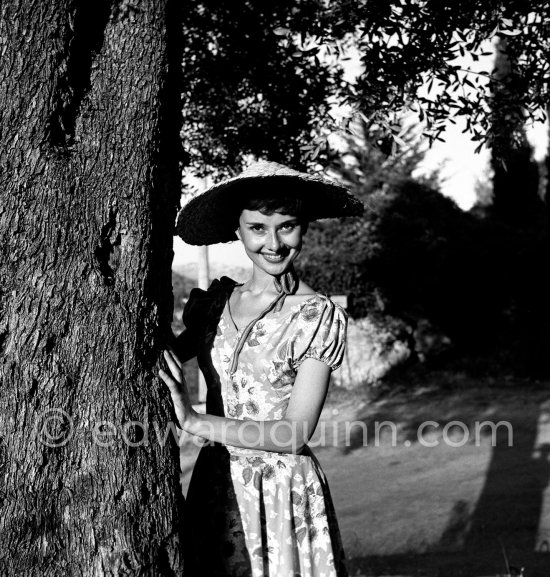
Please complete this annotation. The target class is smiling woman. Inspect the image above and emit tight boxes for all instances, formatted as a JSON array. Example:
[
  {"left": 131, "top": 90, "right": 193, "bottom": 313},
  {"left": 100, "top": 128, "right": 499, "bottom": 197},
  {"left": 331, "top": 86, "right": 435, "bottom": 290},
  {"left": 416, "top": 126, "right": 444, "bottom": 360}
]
[
  {"left": 160, "top": 160, "right": 364, "bottom": 577},
  {"left": 237, "top": 207, "right": 304, "bottom": 273}
]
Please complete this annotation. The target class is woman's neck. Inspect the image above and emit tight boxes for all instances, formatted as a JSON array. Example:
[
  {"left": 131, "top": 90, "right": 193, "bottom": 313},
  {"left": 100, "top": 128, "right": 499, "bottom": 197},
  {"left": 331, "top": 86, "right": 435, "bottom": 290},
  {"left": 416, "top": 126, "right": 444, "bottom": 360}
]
[{"left": 243, "top": 266, "right": 281, "bottom": 296}]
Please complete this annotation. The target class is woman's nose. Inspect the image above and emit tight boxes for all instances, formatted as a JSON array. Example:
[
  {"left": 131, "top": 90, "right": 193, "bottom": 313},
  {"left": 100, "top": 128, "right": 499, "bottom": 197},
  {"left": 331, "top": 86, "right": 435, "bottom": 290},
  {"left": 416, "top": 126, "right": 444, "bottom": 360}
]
[{"left": 267, "top": 231, "right": 281, "bottom": 251}]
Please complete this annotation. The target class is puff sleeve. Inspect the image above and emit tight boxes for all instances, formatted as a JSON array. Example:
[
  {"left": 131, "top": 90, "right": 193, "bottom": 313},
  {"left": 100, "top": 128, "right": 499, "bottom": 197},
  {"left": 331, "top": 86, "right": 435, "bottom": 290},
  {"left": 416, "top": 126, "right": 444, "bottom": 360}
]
[{"left": 290, "top": 296, "right": 348, "bottom": 371}]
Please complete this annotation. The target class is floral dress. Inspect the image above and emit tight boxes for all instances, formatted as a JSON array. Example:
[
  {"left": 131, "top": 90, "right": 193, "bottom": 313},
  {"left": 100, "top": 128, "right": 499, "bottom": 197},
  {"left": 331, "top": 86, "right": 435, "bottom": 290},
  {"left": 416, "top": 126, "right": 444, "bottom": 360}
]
[{"left": 180, "top": 277, "right": 349, "bottom": 577}]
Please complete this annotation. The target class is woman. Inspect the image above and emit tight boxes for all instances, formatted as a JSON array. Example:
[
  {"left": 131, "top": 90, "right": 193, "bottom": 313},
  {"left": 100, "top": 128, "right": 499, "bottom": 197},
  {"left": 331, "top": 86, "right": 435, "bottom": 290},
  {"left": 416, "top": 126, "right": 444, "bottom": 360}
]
[{"left": 159, "top": 160, "right": 363, "bottom": 577}]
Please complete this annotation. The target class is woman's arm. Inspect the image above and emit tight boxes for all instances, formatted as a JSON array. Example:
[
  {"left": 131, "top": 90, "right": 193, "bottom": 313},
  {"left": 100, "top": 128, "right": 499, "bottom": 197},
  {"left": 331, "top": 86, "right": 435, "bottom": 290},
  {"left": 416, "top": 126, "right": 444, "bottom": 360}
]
[{"left": 159, "top": 349, "right": 330, "bottom": 454}]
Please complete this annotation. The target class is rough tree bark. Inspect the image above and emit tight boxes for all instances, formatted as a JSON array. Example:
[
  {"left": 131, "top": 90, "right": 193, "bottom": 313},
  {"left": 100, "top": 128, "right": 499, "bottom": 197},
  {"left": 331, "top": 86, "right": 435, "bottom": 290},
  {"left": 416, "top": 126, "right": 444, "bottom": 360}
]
[
  {"left": 0, "top": 1, "right": 184, "bottom": 574},
  {"left": 547, "top": 105, "right": 550, "bottom": 227}
]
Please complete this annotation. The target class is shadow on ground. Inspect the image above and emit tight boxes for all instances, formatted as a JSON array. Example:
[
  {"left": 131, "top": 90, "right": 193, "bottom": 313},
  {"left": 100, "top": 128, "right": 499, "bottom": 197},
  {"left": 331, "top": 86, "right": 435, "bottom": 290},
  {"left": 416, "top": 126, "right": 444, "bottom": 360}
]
[{"left": 317, "top": 376, "right": 550, "bottom": 576}]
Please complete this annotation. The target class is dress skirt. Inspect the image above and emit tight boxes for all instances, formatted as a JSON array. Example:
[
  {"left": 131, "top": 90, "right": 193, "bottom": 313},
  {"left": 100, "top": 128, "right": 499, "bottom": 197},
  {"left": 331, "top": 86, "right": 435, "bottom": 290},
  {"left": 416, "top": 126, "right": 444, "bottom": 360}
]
[{"left": 183, "top": 443, "right": 348, "bottom": 577}]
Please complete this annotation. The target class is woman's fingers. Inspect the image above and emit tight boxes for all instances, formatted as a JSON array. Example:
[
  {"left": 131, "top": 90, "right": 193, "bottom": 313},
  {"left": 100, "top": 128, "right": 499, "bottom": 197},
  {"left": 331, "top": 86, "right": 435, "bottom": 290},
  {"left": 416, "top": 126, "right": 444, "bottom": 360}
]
[
  {"left": 163, "top": 350, "right": 183, "bottom": 382},
  {"left": 158, "top": 350, "right": 197, "bottom": 431}
]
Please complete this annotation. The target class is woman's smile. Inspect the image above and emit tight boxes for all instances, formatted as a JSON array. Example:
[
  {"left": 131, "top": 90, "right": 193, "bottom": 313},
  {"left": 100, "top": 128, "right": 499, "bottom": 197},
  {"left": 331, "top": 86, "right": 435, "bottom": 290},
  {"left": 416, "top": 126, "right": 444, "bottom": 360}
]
[{"left": 261, "top": 252, "right": 286, "bottom": 263}]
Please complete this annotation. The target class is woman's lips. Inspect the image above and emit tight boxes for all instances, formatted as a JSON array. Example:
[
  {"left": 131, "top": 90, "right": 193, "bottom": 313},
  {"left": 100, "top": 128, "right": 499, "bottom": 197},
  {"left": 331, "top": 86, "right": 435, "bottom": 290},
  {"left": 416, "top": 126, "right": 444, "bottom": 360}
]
[{"left": 261, "top": 253, "right": 285, "bottom": 263}]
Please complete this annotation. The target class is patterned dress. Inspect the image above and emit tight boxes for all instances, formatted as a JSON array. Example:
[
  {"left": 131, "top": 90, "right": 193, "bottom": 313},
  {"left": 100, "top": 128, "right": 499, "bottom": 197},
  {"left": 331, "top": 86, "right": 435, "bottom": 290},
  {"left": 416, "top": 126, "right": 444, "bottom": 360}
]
[{"left": 180, "top": 277, "right": 349, "bottom": 577}]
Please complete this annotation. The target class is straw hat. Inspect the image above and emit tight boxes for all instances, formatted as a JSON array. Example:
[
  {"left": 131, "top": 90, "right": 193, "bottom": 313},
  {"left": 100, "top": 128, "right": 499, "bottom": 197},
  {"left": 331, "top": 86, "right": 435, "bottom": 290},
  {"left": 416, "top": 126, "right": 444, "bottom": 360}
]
[{"left": 176, "top": 160, "right": 364, "bottom": 246}]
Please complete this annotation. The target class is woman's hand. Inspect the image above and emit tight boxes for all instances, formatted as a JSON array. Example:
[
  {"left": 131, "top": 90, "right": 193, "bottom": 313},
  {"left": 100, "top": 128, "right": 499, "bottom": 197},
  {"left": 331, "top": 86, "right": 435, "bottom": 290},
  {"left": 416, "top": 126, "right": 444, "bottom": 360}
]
[{"left": 158, "top": 348, "right": 197, "bottom": 431}]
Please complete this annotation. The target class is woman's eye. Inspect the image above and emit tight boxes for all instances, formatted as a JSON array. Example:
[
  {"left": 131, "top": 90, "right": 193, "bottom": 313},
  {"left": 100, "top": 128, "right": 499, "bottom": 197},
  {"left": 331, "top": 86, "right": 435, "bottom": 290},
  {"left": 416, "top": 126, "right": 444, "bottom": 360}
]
[
  {"left": 281, "top": 223, "right": 296, "bottom": 231},
  {"left": 250, "top": 225, "right": 264, "bottom": 232}
]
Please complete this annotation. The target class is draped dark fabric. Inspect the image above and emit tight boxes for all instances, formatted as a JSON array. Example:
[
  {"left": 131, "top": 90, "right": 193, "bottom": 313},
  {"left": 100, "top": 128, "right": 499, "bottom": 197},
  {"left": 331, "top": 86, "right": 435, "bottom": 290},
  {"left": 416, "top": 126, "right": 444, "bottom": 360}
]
[{"left": 174, "top": 276, "right": 240, "bottom": 417}]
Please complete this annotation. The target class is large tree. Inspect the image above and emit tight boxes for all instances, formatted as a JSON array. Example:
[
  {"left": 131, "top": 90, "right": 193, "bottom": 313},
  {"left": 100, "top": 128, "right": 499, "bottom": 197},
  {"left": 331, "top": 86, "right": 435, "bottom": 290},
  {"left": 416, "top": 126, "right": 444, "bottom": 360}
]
[{"left": 0, "top": 1, "right": 184, "bottom": 574}]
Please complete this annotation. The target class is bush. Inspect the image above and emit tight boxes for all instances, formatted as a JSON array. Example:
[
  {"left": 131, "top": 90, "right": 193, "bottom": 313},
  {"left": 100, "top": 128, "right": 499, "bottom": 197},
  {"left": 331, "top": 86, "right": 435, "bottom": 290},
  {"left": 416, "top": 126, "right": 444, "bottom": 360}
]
[{"left": 297, "top": 177, "right": 550, "bottom": 369}]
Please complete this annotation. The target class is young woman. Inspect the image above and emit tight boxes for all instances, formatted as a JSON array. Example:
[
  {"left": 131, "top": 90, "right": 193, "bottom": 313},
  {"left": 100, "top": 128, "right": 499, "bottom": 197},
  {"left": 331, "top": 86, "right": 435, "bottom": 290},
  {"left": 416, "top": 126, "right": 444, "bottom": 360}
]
[{"left": 159, "top": 160, "right": 363, "bottom": 577}]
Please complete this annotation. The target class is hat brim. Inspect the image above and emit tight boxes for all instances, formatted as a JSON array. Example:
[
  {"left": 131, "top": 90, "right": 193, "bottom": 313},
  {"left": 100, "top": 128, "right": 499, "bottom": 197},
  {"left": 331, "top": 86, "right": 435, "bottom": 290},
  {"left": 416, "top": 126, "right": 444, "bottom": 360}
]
[{"left": 176, "top": 173, "right": 364, "bottom": 246}]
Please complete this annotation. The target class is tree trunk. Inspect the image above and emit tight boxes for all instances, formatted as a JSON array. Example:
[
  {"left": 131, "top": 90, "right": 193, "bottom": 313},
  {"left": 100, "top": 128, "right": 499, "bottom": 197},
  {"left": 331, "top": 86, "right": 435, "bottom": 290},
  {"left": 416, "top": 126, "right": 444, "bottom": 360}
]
[
  {"left": 546, "top": 105, "right": 550, "bottom": 226},
  {"left": 0, "top": 1, "right": 184, "bottom": 574}
]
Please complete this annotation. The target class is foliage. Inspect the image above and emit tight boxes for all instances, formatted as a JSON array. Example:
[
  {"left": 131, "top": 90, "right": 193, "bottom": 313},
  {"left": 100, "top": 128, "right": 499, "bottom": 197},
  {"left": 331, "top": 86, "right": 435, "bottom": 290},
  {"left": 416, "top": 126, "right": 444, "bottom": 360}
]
[
  {"left": 327, "top": 116, "right": 440, "bottom": 191},
  {"left": 296, "top": 117, "right": 437, "bottom": 319},
  {"left": 180, "top": 0, "right": 343, "bottom": 179},
  {"left": 296, "top": 0, "right": 550, "bottom": 156},
  {"left": 179, "top": 1, "right": 550, "bottom": 174}
]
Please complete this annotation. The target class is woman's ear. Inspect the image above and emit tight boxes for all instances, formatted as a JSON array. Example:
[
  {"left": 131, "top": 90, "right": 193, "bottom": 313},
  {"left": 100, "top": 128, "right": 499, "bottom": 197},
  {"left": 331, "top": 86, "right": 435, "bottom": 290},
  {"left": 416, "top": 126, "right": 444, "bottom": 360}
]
[{"left": 235, "top": 228, "right": 242, "bottom": 241}]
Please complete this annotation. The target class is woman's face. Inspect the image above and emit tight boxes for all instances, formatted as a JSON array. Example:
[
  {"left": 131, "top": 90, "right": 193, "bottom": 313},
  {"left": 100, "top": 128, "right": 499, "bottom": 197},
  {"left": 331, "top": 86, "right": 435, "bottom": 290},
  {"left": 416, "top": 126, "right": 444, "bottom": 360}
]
[{"left": 236, "top": 209, "right": 305, "bottom": 277}]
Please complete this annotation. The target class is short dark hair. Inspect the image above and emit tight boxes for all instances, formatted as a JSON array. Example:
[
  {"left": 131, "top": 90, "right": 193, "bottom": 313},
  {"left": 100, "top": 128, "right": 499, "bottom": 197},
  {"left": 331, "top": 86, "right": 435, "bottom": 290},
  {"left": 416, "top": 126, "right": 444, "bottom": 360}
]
[
  {"left": 241, "top": 194, "right": 303, "bottom": 218},
  {"left": 235, "top": 179, "right": 308, "bottom": 223}
]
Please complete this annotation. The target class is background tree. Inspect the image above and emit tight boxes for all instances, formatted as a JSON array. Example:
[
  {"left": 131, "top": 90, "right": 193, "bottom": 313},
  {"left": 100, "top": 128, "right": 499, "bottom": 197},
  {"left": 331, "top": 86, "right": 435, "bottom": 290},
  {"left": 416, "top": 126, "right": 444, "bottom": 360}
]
[
  {"left": 0, "top": 1, "right": 185, "bottom": 573},
  {"left": 489, "top": 36, "right": 543, "bottom": 228}
]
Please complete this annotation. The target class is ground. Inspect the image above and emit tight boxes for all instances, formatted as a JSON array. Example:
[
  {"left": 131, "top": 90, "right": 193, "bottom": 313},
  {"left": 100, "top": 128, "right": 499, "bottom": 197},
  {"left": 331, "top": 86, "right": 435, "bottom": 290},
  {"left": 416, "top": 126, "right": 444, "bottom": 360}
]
[{"left": 179, "top": 367, "right": 550, "bottom": 576}]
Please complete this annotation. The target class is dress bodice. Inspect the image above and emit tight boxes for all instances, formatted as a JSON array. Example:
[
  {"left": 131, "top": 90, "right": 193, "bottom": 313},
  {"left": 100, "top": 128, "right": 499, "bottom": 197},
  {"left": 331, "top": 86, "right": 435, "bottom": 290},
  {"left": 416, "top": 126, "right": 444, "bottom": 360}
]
[{"left": 180, "top": 277, "right": 348, "bottom": 421}]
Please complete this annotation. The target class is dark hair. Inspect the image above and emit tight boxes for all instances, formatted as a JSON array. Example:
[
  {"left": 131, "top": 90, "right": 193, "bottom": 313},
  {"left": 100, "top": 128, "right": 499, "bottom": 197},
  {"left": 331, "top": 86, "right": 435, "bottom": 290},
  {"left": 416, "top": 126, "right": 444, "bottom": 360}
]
[
  {"left": 234, "top": 178, "right": 308, "bottom": 226},
  {"left": 242, "top": 194, "right": 304, "bottom": 217}
]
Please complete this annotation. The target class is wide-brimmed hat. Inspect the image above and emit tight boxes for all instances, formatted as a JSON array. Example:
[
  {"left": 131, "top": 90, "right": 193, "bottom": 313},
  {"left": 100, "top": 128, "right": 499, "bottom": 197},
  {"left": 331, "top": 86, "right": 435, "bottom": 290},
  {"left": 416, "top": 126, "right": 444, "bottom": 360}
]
[{"left": 176, "top": 160, "right": 364, "bottom": 245}]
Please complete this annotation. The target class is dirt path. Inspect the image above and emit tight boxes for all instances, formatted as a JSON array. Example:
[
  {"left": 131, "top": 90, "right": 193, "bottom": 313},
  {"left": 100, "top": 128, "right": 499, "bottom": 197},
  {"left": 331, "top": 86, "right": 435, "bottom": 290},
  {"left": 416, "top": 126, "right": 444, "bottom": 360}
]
[{"left": 180, "top": 381, "right": 550, "bottom": 576}]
